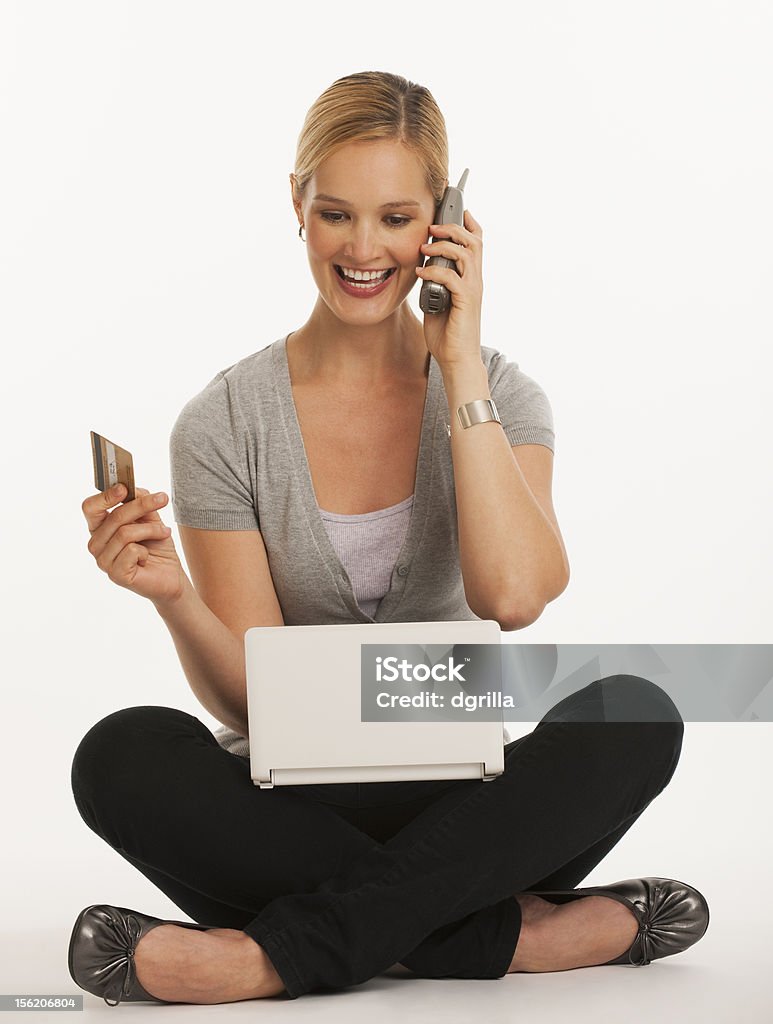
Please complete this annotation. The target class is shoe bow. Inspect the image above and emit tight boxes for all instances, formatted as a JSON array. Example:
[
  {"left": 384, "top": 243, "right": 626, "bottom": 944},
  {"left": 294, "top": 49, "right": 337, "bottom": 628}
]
[
  {"left": 628, "top": 884, "right": 679, "bottom": 966},
  {"left": 102, "top": 912, "right": 143, "bottom": 1007}
]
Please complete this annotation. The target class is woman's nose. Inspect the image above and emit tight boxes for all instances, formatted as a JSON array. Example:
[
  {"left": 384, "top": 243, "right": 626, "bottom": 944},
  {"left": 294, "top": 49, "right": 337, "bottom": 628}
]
[{"left": 342, "top": 225, "right": 381, "bottom": 261}]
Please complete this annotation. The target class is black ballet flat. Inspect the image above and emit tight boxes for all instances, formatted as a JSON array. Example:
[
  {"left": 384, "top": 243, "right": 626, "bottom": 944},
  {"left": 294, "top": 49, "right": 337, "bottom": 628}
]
[
  {"left": 522, "top": 876, "right": 710, "bottom": 967},
  {"left": 68, "top": 904, "right": 223, "bottom": 1006}
]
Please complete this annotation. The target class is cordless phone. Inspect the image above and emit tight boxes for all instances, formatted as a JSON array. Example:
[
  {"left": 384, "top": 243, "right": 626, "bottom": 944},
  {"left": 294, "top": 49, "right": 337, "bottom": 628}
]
[{"left": 419, "top": 167, "right": 470, "bottom": 315}]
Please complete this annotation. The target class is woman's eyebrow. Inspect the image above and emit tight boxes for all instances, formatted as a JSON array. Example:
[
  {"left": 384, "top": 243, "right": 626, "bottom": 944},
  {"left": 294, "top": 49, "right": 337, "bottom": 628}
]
[{"left": 312, "top": 193, "right": 422, "bottom": 209}]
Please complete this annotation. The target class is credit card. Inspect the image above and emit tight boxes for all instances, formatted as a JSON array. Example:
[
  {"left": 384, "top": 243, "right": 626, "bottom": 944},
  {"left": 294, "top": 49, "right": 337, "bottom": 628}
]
[{"left": 90, "top": 431, "right": 136, "bottom": 502}]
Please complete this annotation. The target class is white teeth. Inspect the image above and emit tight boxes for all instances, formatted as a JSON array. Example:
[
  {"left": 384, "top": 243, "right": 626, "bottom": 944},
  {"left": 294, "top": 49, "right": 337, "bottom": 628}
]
[{"left": 338, "top": 266, "right": 391, "bottom": 282}]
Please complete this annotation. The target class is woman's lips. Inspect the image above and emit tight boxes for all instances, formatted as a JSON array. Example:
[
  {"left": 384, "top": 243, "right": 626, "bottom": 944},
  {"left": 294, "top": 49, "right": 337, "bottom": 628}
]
[{"left": 334, "top": 265, "right": 396, "bottom": 298}]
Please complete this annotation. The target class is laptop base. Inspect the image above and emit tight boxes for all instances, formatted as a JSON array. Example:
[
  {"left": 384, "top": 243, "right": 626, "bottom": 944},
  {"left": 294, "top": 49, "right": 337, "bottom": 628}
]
[{"left": 254, "top": 760, "right": 501, "bottom": 788}]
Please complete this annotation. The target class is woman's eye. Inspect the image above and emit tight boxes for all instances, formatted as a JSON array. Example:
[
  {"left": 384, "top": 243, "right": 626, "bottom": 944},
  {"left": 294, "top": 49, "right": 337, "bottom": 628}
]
[{"left": 320, "top": 212, "right": 411, "bottom": 228}]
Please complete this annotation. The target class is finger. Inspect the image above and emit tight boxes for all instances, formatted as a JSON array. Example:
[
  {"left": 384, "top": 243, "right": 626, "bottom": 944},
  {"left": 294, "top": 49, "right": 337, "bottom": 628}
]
[
  {"left": 420, "top": 240, "right": 469, "bottom": 268},
  {"left": 429, "top": 221, "right": 477, "bottom": 250},
  {"left": 133, "top": 488, "right": 166, "bottom": 523},
  {"left": 82, "top": 484, "right": 159, "bottom": 534},
  {"left": 110, "top": 541, "right": 150, "bottom": 582},
  {"left": 95, "top": 520, "right": 172, "bottom": 572},
  {"left": 115, "top": 489, "right": 168, "bottom": 526},
  {"left": 82, "top": 483, "right": 130, "bottom": 533},
  {"left": 415, "top": 264, "right": 464, "bottom": 292},
  {"left": 464, "top": 209, "right": 483, "bottom": 237},
  {"left": 87, "top": 489, "right": 169, "bottom": 559}
]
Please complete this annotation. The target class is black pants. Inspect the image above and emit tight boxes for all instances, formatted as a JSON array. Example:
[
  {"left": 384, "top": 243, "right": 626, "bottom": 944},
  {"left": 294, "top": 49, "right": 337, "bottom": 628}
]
[{"left": 70, "top": 674, "right": 683, "bottom": 999}]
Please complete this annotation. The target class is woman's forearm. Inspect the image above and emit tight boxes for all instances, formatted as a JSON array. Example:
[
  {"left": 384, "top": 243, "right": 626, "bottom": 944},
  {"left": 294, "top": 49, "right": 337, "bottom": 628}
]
[
  {"left": 443, "top": 358, "right": 569, "bottom": 628},
  {"left": 152, "top": 575, "right": 250, "bottom": 738}
]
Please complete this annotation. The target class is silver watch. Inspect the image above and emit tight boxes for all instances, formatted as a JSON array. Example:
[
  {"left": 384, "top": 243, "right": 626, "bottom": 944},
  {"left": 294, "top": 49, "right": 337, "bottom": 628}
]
[{"left": 456, "top": 398, "right": 502, "bottom": 430}]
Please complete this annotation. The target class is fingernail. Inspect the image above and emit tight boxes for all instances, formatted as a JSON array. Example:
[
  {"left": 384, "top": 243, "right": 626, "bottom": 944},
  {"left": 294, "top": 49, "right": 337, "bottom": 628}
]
[
  {"left": 112, "top": 483, "right": 124, "bottom": 495},
  {"left": 154, "top": 492, "right": 166, "bottom": 502}
]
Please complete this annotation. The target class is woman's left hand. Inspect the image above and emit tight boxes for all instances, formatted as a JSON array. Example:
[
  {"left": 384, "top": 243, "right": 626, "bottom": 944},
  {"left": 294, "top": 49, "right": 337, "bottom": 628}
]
[{"left": 416, "top": 209, "right": 484, "bottom": 369}]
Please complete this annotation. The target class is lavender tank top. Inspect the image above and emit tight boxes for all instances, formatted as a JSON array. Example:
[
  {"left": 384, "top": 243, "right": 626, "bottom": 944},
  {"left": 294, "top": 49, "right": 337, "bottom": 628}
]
[{"left": 318, "top": 493, "right": 414, "bottom": 618}]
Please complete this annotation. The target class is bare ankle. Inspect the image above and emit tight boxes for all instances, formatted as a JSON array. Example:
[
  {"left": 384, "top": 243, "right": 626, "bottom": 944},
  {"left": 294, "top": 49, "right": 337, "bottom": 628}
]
[
  {"left": 239, "top": 935, "right": 285, "bottom": 998},
  {"left": 508, "top": 895, "right": 640, "bottom": 974},
  {"left": 514, "top": 894, "right": 559, "bottom": 926}
]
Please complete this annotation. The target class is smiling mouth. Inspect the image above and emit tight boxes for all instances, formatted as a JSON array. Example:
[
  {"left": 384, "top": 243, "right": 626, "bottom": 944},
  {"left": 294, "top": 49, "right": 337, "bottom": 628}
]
[{"left": 334, "top": 265, "right": 397, "bottom": 282}]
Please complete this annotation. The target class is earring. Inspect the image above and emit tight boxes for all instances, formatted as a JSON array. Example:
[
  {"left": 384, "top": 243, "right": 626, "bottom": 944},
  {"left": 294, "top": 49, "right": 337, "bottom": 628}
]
[{"left": 298, "top": 223, "right": 306, "bottom": 242}]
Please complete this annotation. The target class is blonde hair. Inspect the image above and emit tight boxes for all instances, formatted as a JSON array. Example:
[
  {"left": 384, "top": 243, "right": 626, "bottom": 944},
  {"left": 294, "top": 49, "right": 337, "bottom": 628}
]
[{"left": 291, "top": 71, "right": 449, "bottom": 207}]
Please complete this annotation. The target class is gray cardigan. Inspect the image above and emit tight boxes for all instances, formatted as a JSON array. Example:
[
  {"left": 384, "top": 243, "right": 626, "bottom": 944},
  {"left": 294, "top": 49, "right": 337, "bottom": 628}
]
[{"left": 169, "top": 332, "right": 555, "bottom": 755}]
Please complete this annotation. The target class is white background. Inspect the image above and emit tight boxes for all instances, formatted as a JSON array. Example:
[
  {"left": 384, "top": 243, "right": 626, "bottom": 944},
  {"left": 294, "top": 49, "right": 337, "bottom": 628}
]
[{"left": 1, "top": 2, "right": 771, "bottom": 1019}]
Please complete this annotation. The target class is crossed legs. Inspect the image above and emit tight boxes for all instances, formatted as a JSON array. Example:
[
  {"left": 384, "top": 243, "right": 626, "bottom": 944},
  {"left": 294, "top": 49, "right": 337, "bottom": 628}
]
[{"left": 70, "top": 674, "right": 684, "bottom": 999}]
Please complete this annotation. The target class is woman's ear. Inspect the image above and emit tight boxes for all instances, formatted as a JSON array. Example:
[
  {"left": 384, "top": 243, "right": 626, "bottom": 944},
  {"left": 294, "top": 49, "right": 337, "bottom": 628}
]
[{"left": 289, "top": 173, "right": 302, "bottom": 220}]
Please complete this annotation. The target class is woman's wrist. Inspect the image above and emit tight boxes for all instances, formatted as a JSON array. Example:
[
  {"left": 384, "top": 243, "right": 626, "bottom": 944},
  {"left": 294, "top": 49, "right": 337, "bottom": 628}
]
[
  {"left": 152, "top": 571, "right": 197, "bottom": 623},
  {"left": 441, "top": 358, "right": 490, "bottom": 399},
  {"left": 441, "top": 359, "right": 493, "bottom": 436}
]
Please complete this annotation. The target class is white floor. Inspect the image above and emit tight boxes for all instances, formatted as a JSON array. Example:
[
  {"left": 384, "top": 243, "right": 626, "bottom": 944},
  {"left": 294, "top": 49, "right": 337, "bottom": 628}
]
[
  {"left": 3, "top": 725, "right": 770, "bottom": 1022},
  {"left": 2, "top": 913, "right": 767, "bottom": 1024}
]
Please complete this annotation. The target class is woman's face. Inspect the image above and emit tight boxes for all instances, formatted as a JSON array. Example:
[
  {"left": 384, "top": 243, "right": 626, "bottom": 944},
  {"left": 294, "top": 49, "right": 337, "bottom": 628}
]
[{"left": 293, "top": 139, "right": 439, "bottom": 322}]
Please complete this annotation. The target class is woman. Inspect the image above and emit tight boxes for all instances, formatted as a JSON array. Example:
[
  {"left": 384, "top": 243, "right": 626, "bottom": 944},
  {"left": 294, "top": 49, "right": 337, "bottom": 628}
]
[{"left": 69, "top": 71, "right": 709, "bottom": 1005}]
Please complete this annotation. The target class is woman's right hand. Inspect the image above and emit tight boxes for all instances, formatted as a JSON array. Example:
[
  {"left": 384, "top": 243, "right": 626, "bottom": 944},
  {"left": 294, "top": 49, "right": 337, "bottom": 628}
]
[{"left": 82, "top": 484, "right": 188, "bottom": 605}]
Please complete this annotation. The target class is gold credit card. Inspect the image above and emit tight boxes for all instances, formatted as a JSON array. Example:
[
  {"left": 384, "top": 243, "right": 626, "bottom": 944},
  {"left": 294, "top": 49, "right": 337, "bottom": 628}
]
[{"left": 90, "top": 431, "right": 136, "bottom": 502}]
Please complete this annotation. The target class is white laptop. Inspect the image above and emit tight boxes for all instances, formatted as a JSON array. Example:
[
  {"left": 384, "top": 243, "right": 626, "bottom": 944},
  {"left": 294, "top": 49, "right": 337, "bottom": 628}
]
[{"left": 244, "top": 619, "right": 505, "bottom": 788}]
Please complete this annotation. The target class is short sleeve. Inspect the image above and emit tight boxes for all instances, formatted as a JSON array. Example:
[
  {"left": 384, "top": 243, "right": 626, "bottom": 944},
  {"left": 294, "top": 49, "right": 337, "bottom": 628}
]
[
  {"left": 169, "top": 371, "right": 259, "bottom": 530},
  {"left": 487, "top": 351, "right": 555, "bottom": 453}
]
